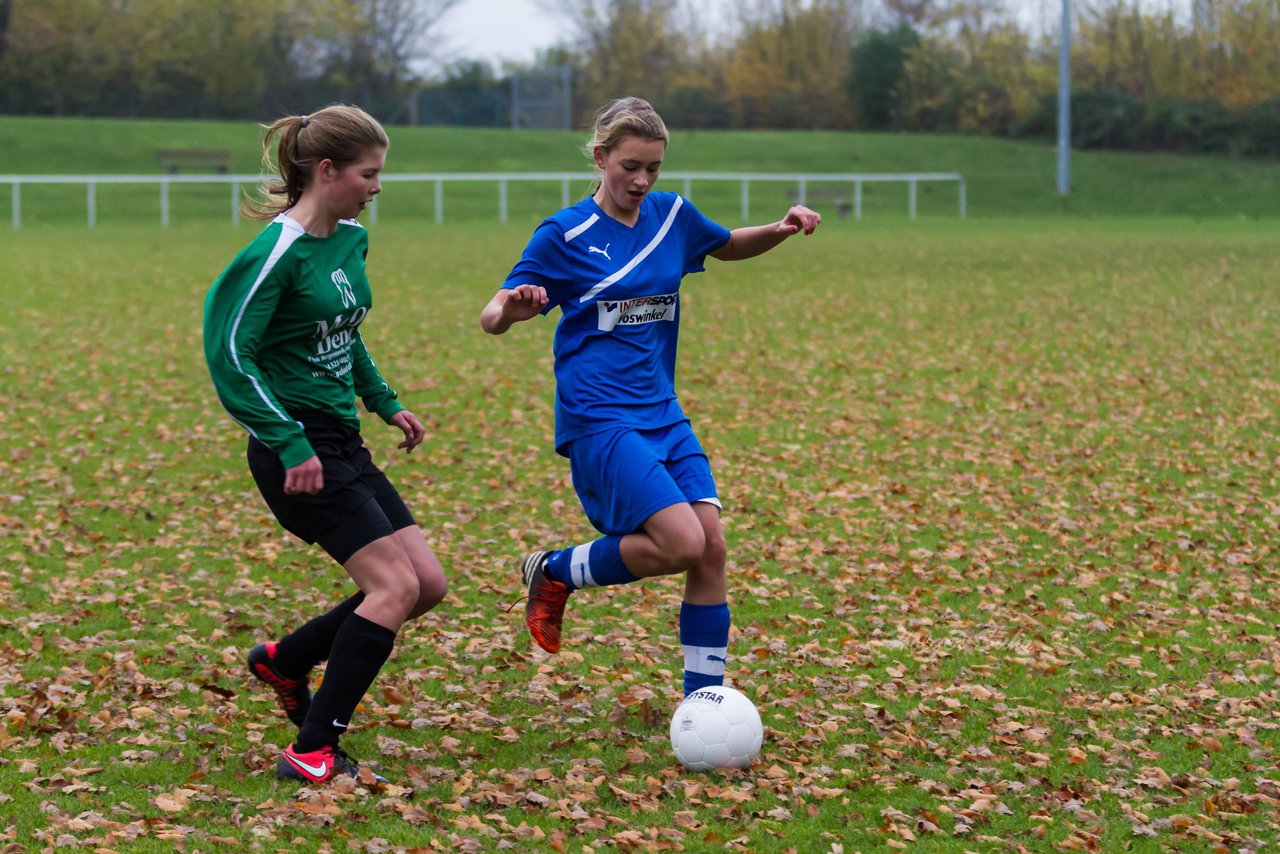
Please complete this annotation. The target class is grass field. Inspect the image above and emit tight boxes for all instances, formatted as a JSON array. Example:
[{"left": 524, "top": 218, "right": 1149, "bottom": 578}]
[{"left": 1, "top": 213, "right": 1277, "bottom": 851}]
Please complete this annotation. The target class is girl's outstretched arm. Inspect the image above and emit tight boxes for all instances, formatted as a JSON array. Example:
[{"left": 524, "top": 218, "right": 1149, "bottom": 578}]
[
  {"left": 709, "top": 204, "right": 822, "bottom": 262},
  {"left": 481, "top": 284, "right": 549, "bottom": 335}
]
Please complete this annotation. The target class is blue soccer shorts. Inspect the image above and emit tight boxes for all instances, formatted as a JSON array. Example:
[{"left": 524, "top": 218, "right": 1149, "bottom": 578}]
[{"left": 565, "top": 421, "right": 720, "bottom": 536}]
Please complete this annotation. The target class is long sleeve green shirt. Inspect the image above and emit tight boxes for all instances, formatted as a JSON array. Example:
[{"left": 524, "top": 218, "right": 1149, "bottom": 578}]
[{"left": 203, "top": 215, "right": 403, "bottom": 468}]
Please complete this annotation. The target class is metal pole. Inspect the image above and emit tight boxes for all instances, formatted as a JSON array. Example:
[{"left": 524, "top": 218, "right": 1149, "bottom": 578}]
[
  {"left": 511, "top": 74, "right": 520, "bottom": 130},
  {"left": 12, "top": 183, "right": 20, "bottom": 230},
  {"left": 499, "top": 178, "right": 508, "bottom": 224},
  {"left": 435, "top": 179, "right": 443, "bottom": 224},
  {"left": 908, "top": 179, "right": 917, "bottom": 220},
  {"left": 561, "top": 65, "right": 572, "bottom": 131},
  {"left": 740, "top": 179, "right": 749, "bottom": 223},
  {"left": 1058, "top": 0, "right": 1071, "bottom": 195},
  {"left": 561, "top": 178, "right": 570, "bottom": 209},
  {"left": 683, "top": 176, "right": 692, "bottom": 199},
  {"left": 854, "top": 181, "right": 862, "bottom": 220},
  {"left": 232, "top": 182, "right": 240, "bottom": 226},
  {"left": 87, "top": 182, "right": 96, "bottom": 228},
  {"left": 959, "top": 178, "right": 967, "bottom": 219},
  {"left": 161, "top": 179, "right": 169, "bottom": 227}
]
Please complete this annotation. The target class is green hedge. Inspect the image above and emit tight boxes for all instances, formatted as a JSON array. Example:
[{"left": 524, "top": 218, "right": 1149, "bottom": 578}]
[{"left": 1019, "top": 89, "right": 1277, "bottom": 158}]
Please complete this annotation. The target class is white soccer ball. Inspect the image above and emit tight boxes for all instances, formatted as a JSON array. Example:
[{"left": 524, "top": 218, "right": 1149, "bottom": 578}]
[{"left": 669, "top": 685, "right": 763, "bottom": 771}]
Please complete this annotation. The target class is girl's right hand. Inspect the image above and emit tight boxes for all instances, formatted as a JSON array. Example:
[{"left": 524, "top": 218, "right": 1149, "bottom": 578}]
[
  {"left": 284, "top": 455, "right": 323, "bottom": 495},
  {"left": 502, "top": 285, "right": 548, "bottom": 322}
]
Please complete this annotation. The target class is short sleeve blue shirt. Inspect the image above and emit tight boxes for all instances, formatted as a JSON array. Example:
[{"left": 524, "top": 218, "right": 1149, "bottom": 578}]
[{"left": 502, "top": 191, "right": 731, "bottom": 453}]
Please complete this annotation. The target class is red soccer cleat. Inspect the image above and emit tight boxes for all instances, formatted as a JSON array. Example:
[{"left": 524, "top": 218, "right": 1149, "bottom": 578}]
[
  {"left": 520, "top": 551, "right": 571, "bottom": 654},
  {"left": 276, "top": 742, "right": 386, "bottom": 785}
]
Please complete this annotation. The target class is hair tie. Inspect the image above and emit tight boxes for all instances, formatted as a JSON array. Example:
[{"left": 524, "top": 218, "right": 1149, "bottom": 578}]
[{"left": 300, "top": 114, "right": 309, "bottom": 128}]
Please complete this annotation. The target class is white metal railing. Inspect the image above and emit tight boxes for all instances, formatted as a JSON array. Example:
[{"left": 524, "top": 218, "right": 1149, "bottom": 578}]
[{"left": 0, "top": 171, "right": 965, "bottom": 229}]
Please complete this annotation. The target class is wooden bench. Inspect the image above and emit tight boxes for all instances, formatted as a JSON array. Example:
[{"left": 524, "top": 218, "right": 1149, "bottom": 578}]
[{"left": 157, "top": 149, "right": 230, "bottom": 174}]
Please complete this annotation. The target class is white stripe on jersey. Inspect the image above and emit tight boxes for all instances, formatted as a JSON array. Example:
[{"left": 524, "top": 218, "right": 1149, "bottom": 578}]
[
  {"left": 578, "top": 196, "right": 683, "bottom": 304},
  {"left": 563, "top": 213, "right": 599, "bottom": 243},
  {"left": 227, "top": 215, "right": 306, "bottom": 430}
]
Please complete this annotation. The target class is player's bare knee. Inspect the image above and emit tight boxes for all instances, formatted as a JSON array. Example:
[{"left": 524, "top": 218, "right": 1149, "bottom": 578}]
[
  {"left": 665, "top": 527, "right": 706, "bottom": 573},
  {"left": 418, "top": 573, "right": 447, "bottom": 612},
  {"left": 375, "top": 564, "right": 421, "bottom": 621}
]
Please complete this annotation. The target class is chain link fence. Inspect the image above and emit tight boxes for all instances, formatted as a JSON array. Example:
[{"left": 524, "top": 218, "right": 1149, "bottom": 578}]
[{"left": 409, "top": 66, "right": 572, "bottom": 129}]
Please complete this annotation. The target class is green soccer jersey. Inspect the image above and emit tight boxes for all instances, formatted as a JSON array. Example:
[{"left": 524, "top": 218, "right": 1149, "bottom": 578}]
[{"left": 203, "top": 215, "right": 403, "bottom": 468}]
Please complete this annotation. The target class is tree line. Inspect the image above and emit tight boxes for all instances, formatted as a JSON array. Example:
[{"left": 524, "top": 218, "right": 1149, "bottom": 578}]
[
  {"left": 0, "top": 0, "right": 458, "bottom": 123},
  {"left": 2, "top": 0, "right": 1278, "bottom": 156}
]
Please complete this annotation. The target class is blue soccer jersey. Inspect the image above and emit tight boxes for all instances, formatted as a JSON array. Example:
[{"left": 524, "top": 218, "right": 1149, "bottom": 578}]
[{"left": 502, "top": 191, "right": 731, "bottom": 452}]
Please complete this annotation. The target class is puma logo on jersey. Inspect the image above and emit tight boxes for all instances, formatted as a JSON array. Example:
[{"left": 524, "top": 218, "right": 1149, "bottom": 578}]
[{"left": 588, "top": 244, "right": 611, "bottom": 261}]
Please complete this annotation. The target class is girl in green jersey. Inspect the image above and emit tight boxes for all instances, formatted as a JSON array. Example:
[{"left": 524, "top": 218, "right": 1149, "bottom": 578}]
[{"left": 204, "top": 105, "right": 446, "bottom": 785}]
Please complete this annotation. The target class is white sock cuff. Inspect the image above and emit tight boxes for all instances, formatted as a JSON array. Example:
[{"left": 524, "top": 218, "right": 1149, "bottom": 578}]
[
  {"left": 568, "top": 542, "right": 595, "bottom": 588},
  {"left": 683, "top": 645, "right": 728, "bottom": 676}
]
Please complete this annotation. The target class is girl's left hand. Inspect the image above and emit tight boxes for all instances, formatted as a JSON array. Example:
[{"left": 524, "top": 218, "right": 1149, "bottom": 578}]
[
  {"left": 391, "top": 410, "right": 425, "bottom": 453},
  {"left": 780, "top": 204, "right": 822, "bottom": 236}
]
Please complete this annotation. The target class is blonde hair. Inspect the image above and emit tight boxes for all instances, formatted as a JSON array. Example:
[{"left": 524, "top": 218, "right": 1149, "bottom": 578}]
[
  {"left": 246, "top": 104, "right": 389, "bottom": 220},
  {"left": 584, "top": 97, "right": 668, "bottom": 192}
]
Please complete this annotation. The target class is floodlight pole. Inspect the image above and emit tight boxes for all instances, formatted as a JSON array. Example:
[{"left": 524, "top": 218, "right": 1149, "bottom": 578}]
[{"left": 1057, "top": 0, "right": 1071, "bottom": 195}]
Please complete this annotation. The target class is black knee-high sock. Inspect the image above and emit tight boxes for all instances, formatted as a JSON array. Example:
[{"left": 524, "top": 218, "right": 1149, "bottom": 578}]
[
  {"left": 294, "top": 613, "right": 395, "bottom": 752},
  {"left": 273, "top": 593, "right": 366, "bottom": 679}
]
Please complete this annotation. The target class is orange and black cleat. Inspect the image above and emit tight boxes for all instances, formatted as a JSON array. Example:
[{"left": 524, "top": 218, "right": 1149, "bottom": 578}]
[{"left": 520, "top": 551, "right": 571, "bottom": 654}]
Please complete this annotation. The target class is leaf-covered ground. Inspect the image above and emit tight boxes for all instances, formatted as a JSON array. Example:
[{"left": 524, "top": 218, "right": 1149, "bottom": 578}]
[{"left": 1, "top": 218, "right": 1277, "bottom": 852}]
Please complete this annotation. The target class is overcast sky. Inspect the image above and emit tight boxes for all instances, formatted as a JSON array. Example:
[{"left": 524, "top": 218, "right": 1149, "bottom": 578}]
[
  {"left": 428, "top": 0, "right": 1198, "bottom": 73},
  {"left": 432, "top": 0, "right": 560, "bottom": 68},
  {"left": 429, "top": 0, "right": 735, "bottom": 71}
]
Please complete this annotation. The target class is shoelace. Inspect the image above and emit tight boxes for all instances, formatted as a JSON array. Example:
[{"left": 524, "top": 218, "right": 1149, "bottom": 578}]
[{"left": 332, "top": 745, "right": 357, "bottom": 769}]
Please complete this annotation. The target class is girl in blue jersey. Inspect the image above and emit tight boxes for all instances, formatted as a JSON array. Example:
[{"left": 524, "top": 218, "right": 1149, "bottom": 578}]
[
  {"left": 205, "top": 105, "right": 447, "bottom": 784},
  {"left": 480, "top": 96, "right": 819, "bottom": 696}
]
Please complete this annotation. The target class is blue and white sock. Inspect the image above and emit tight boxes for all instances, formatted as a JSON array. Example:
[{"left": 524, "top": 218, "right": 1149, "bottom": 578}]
[
  {"left": 543, "top": 536, "right": 635, "bottom": 591},
  {"left": 680, "top": 601, "right": 731, "bottom": 696}
]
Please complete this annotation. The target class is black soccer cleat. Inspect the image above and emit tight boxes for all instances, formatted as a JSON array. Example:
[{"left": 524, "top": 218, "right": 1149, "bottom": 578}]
[{"left": 247, "top": 642, "right": 311, "bottom": 727}]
